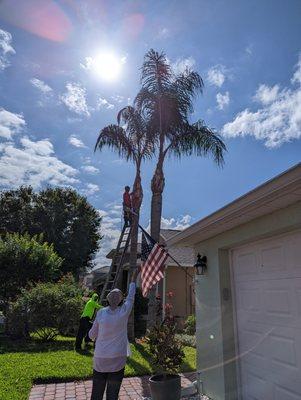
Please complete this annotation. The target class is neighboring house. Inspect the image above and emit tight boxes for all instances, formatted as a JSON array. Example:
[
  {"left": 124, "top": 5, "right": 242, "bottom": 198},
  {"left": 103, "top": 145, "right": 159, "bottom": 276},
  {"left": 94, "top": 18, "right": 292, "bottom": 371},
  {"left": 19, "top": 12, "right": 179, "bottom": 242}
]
[
  {"left": 160, "top": 229, "right": 195, "bottom": 323},
  {"left": 105, "top": 228, "right": 195, "bottom": 322},
  {"left": 81, "top": 266, "right": 110, "bottom": 292},
  {"left": 167, "top": 163, "right": 301, "bottom": 400}
]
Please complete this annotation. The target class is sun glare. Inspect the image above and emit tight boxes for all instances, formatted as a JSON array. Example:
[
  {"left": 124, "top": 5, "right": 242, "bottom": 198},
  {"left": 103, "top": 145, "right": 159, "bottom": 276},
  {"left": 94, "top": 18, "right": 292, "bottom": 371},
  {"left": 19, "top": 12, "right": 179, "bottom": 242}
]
[{"left": 91, "top": 52, "right": 123, "bottom": 82}]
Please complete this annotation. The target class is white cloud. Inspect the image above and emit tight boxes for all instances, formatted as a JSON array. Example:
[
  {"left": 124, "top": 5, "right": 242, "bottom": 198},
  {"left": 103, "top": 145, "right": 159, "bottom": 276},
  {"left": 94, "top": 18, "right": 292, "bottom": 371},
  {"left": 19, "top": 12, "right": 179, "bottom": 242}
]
[
  {"left": 69, "top": 135, "right": 86, "bottom": 148},
  {"left": 93, "top": 207, "right": 122, "bottom": 267},
  {"left": 161, "top": 215, "right": 192, "bottom": 230},
  {"left": 172, "top": 57, "right": 196, "bottom": 75},
  {"left": 30, "top": 78, "right": 53, "bottom": 94},
  {"left": 245, "top": 45, "right": 253, "bottom": 56},
  {"left": 97, "top": 97, "right": 114, "bottom": 110},
  {"left": 111, "top": 95, "right": 124, "bottom": 103},
  {"left": 82, "top": 183, "right": 100, "bottom": 196},
  {"left": 111, "top": 159, "right": 124, "bottom": 165},
  {"left": 81, "top": 165, "right": 99, "bottom": 174},
  {"left": 253, "top": 84, "right": 279, "bottom": 105},
  {"left": 292, "top": 56, "right": 301, "bottom": 85},
  {"left": 207, "top": 64, "right": 227, "bottom": 87},
  {"left": 157, "top": 27, "right": 170, "bottom": 38},
  {"left": 0, "top": 28, "right": 15, "bottom": 70},
  {"left": 223, "top": 55, "right": 301, "bottom": 148},
  {"left": 61, "top": 82, "right": 90, "bottom": 116},
  {"left": 216, "top": 91, "right": 230, "bottom": 110},
  {"left": 0, "top": 108, "right": 26, "bottom": 139},
  {"left": 0, "top": 136, "right": 78, "bottom": 189}
]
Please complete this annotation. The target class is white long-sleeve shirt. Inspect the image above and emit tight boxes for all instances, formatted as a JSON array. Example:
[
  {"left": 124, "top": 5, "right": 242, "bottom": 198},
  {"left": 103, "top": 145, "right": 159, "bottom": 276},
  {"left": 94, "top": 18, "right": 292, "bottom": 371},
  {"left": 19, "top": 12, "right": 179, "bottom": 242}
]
[{"left": 88, "top": 282, "right": 136, "bottom": 372}]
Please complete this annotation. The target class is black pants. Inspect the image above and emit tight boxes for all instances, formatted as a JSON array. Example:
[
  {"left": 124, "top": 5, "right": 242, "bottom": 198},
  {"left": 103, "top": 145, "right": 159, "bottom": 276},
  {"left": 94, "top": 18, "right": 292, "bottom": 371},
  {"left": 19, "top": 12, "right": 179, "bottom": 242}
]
[
  {"left": 75, "top": 317, "right": 92, "bottom": 349},
  {"left": 90, "top": 368, "right": 125, "bottom": 400}
]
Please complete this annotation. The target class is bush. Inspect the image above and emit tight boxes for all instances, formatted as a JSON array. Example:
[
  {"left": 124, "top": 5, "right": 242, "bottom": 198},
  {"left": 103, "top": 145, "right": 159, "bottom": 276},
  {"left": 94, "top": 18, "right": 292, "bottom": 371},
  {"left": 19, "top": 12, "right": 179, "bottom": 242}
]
[
  {"left": 184, "top": 314, "right": 196, "bottom": 335},
  {"left": 6, "top": 297, "right": 29, "bottom": 338},
  {"left": 6, "top": 276, "right": 84, "bottom": 340},
  {"left": 175, "top": 334, "right": 196, "bottom": 348},
  {"left": 0, "top": 233, "right": 62, "bottom": 303},
  {"left": 146, "top": 292, "right": 185, "bottom": 374}
]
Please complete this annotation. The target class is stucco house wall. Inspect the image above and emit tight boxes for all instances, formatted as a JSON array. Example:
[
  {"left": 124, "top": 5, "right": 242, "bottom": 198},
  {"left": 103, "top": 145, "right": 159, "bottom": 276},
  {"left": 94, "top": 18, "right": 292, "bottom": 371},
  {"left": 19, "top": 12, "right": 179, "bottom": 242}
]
[
  {"left": 165, "top": 265, "right": 195, "bottom": 322},
  {"left": 194, "top": 201, "right": 301, "bottom": 400},
  {"left": 167, "top": 163, "right": 301, "bottom": 400}
]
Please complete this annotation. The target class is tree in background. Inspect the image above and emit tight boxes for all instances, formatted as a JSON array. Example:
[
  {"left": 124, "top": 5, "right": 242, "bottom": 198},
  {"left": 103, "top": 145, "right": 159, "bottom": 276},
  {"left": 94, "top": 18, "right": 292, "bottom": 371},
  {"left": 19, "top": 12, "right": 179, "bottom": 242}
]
[
  {"left": 95, "top": 105, "right": 154, "bottom": 339},
  {"left": 0, "top": 187, "right": 102, "bottom": 277},
  {"left": 136, "top": 49, "right": 226, "bottom": 327},
  {"left": 0, "top": 233, "right": 62, "bottom": 303}
]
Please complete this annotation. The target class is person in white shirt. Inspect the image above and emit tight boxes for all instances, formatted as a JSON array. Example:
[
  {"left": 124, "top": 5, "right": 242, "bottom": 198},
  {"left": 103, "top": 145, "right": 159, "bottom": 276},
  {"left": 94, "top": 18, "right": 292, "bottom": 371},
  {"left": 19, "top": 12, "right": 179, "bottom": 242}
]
[{"left": 88, "top": 267, "right": 140, "bottom": 400}]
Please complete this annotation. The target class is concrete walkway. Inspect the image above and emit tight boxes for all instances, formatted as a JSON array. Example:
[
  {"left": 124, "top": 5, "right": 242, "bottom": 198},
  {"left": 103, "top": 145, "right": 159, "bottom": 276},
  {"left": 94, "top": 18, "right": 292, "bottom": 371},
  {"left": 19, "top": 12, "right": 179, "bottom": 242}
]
[{"left": 29, "top": 372, "right": 198, "bottom": 400}]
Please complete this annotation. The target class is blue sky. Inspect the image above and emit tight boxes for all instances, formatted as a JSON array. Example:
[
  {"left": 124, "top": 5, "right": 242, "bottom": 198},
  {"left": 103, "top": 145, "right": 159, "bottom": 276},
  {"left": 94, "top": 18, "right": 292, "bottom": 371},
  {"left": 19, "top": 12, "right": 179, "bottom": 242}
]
[{"left": 0, "top": 0, "right": 300, "bottom": 266}]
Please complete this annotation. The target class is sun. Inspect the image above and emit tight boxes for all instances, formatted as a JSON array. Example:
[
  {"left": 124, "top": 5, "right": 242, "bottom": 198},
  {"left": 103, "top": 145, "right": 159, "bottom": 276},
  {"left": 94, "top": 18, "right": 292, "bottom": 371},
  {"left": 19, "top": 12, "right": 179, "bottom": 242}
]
[{"left": 91, "top": 52, "right": 124, "bottom": 82}]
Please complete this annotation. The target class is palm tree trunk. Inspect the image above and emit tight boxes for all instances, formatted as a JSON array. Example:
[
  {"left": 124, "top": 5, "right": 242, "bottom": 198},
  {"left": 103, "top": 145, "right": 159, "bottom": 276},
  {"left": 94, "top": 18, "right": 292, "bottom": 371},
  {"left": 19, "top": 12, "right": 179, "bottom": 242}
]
[
  {"left": 147, "top": 156, "right": 165, "bottom": 329},
  {"left": 128, "top": 170, "right": 142, "bottom": 341}
]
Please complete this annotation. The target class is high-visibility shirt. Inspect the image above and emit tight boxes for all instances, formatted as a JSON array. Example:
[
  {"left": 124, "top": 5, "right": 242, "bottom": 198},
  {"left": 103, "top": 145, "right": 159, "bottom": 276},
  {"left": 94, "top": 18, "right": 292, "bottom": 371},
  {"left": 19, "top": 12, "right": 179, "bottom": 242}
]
[{"left": 81, "top": 295, "right": 102, "bottom": 319}]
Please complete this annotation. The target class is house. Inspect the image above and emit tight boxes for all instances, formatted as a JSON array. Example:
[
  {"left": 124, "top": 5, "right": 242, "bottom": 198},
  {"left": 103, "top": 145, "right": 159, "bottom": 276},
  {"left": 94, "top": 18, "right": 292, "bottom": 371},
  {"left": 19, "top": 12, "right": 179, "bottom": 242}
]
[
  {"left": 81, "top": 266, "right": 110, "bottom": 292},
  {"left": 159, "top": 229, "right": 195, "bottom": 323},
  {"left": 167, "top": 163, "right": 301, "bottom": 400},
  {"left": 105, "top": 228, "right": 195, "bottom": 322}
]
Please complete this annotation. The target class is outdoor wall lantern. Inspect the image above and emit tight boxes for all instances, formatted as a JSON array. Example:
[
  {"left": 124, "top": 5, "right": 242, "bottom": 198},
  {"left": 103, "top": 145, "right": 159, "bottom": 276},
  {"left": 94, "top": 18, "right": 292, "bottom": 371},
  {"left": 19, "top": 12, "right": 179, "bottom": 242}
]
[{"left": 194, "top": 253, "right": 207, "bottom": 275}]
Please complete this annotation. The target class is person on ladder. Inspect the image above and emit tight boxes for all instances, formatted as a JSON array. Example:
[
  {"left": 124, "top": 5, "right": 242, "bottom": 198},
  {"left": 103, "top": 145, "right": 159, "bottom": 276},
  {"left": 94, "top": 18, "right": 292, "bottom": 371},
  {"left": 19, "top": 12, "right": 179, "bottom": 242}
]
[{"left": 122, "top": 186, "right": 132, "bottom": 227}]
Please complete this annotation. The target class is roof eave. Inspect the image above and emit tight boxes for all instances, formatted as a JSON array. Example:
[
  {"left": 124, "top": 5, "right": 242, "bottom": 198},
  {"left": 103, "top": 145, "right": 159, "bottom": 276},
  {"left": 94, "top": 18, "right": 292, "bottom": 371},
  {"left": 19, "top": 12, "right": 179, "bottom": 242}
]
[{"left": 168, "top": 163, "right": 301, "bottom": 247}]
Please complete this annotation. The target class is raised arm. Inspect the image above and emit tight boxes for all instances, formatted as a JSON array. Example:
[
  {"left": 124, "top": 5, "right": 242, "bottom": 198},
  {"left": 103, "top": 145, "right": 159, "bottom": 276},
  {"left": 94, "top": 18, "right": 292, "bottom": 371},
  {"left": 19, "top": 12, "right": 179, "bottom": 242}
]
[{"left": 124, "top": 267, "right": 140, "bottom": 314}]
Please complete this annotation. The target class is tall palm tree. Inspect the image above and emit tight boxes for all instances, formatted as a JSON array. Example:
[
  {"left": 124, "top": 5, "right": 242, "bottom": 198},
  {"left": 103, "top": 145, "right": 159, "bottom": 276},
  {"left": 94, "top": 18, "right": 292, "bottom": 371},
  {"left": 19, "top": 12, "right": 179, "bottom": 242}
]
[
  {"left": 95, "top": 106, "right": 154, "bottom": 339},
  {"left": 135, "top": 49, "right": 227, "bottom": 327}
]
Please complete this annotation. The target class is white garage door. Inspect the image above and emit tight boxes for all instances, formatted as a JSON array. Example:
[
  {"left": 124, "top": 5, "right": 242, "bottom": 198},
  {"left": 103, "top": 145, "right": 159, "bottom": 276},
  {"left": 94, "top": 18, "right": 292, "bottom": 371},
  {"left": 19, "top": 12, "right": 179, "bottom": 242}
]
[{"left": 232, "top": 230, "right": 301, "bottom": 400}]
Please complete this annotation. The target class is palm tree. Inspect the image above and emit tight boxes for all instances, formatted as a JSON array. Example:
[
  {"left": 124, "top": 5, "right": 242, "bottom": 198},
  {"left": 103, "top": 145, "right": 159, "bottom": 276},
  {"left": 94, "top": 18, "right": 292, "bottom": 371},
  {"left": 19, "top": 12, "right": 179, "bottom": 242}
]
[
  {"left": 135, "top": 49, "right": 227, "bottom": 327},
  {"left": 95, "top": 106, "right": 154, "bottom": 339}
]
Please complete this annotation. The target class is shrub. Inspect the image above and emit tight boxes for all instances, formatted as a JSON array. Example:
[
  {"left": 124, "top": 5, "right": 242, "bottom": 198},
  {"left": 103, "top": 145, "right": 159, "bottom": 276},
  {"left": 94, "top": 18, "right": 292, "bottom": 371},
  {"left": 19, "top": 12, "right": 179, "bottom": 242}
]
[
  {"left": 175, "top": 334, "right": 196, "bottom": 348},
  {"left": 146, "top": 292, "right": 185, "bottom": 374},
  {"left": 6, "top": 297, "right": 29, "bottom": 338},
  {"left": 0, "top": 233, "right": 62, "bottom": 303},
  {"left": 184, "top": 314, "right": 196, "bottom": 335},
  {"left": 6, "top": 277, "right": 84, "bottom": 340}
]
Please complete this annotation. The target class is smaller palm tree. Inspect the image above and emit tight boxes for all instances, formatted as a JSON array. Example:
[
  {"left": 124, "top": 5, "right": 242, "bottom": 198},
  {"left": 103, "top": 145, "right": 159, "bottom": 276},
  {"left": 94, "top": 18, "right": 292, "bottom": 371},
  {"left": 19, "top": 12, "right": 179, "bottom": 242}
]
[{"left": 95, "top": 106, "right": 154, "bottom": 339}]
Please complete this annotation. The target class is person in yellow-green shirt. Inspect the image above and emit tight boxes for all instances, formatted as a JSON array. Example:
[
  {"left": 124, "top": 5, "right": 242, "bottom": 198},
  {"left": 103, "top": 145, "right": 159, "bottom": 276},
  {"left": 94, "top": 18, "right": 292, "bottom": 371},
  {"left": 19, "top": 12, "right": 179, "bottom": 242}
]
[{"left": 75, "top": 293, "right": 102, "bottom": 350}]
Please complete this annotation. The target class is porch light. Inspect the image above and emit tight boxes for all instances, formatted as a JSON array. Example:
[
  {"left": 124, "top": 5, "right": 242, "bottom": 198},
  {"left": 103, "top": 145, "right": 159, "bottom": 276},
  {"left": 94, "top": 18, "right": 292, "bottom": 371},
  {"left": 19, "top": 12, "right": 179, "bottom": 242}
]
[{"left": 194, "top": 253, "right": 207, "bottom": 275}]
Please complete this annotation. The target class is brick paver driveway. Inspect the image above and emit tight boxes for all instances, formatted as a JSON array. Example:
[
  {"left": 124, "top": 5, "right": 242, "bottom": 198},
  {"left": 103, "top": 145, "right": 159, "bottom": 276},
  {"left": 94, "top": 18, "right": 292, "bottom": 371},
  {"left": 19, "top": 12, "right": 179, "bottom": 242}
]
[{"left": 29, "top": 372, "right": 197, "bottom": 400}]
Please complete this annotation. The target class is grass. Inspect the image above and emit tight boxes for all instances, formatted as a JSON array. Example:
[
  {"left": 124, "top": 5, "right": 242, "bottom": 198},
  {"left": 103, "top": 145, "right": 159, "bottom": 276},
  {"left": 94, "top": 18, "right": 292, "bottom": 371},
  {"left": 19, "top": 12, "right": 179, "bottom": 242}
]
[{"left": 0, "top": 335, "right": 196, "bottom": 400}]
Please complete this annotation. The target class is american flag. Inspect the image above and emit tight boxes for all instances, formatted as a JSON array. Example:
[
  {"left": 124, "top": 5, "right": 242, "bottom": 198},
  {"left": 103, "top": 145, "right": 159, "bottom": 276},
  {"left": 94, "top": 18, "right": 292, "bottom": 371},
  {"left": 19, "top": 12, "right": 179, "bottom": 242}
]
[{"left": 140, "top": 227, "right": 169, "bottom": 297}]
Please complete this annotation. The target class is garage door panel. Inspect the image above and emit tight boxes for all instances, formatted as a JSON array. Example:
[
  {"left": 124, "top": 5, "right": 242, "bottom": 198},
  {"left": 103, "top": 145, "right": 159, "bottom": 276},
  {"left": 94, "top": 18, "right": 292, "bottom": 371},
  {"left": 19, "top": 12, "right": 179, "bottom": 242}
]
[
  {"left": 275, "top": 385, "right": 301, "bottom": 400},
  {"left": 232, "top": 231, "right": 301, "bottom": 400},
  {"left": 259, "top": 243, "right": 285, "bottom": 274},
  {"left": 234, "top": 250, "right": 258, "bottom": 279},
  {"left": 289, "top": 231, "right": 301, "bottom": 274},
  {"left": 243, "top": 369, "right": 272, "bottom": 400},
  {"left": 269, "top": 332, "right": 298, "bottom": 369}
]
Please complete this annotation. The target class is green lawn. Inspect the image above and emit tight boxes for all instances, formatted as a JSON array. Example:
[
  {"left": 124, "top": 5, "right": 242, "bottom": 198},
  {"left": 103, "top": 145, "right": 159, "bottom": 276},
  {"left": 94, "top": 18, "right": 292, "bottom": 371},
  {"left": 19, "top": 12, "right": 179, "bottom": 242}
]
[{"left": 0, "top": 335, "right": 196, "bottom": 400}]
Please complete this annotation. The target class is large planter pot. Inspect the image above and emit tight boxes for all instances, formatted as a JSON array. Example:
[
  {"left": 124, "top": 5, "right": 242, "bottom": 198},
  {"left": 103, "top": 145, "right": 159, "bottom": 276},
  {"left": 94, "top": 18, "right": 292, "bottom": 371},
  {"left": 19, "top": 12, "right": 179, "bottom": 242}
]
[{"left": 149, "top": 373, "right": 181, "bottom": 400}]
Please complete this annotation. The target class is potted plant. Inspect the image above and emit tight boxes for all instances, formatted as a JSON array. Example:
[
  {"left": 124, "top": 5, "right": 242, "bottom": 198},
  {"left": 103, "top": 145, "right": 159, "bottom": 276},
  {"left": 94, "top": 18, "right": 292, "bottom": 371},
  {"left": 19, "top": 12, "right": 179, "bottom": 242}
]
[{"left": 146, "top": 292, "right": 185, "bottom": 400}]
